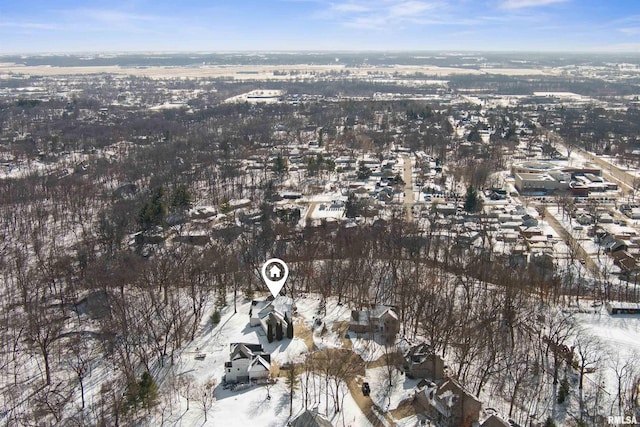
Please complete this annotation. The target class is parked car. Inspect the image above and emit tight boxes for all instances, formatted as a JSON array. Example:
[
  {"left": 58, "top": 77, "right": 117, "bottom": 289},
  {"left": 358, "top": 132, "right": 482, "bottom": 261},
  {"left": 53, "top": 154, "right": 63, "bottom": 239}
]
[{"left": 362, "top": 382, "right": 371, "bottom": 396}]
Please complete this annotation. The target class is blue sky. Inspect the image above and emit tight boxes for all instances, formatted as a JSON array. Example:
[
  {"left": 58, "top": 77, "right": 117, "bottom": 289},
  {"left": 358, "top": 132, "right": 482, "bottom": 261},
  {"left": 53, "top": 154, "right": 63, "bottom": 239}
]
[{"left": 0, "top": 0, "right": 639, "bottom": 53}]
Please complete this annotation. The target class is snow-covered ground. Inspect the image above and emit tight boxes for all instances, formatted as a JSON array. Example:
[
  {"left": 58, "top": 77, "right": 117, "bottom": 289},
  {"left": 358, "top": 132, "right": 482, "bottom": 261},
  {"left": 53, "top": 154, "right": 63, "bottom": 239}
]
[
  {"left": 153, "top": 295, "right": 373, "bottom": 426},
  {"left": 575, "top": 307, "right": 640, "bottom": 399},
  {"left": 364, "top": 367, "right": 421, "bottom": 412}
]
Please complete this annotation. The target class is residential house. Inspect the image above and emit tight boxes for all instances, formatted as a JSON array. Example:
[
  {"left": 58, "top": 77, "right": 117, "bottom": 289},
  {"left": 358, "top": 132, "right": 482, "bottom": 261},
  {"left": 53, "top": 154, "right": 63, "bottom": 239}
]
[
  {"left": 224, "top": 343, "right": 271, "bottom": 383},
  {"left": 288, "top": 409, "right": 333, "bottom": 427},
  {"left": 414, "top": 378, "right": 482, "bottom": 427},
  {"left": 348, "top": 304, "right": 400, "bottom": 343},
  {"left": 606, "top": 302, "right": 640, "bottom": 315},
  {"left": 481, "top": 414, "right": 511, "bottom": 427},
  {"left": 599, "top": 233, "right": 628, "bottom": 253},
  {"left": 404, "top": 343, "right": 445, "bottom": 381},
  {"left": 521, "top": 214, "right": 538, "bottom": 228},
  {"left": 610, "top": 251, "right": 640, "bottom": 278},
  {"left": 250, "top": 299, "right": 291, "bottom": 341},
  {"left": 576, "top": 213, "right": 593, "bottom": 226}
]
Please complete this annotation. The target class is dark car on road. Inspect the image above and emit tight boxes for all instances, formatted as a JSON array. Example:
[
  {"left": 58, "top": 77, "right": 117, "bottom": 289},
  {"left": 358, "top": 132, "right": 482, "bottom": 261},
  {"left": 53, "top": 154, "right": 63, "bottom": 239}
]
[{"left": 362, "top": 382, "right": 371, "bottom": 396}]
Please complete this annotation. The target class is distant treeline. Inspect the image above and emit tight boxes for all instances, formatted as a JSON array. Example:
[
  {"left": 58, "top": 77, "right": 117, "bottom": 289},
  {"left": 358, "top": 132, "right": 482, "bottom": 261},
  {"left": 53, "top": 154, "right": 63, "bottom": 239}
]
[
  {"left": 2, "top": 51, "right": 640, "bottom": 68},
  {"left": 449, "top": 74, "right": 640, "bottom": 96}
]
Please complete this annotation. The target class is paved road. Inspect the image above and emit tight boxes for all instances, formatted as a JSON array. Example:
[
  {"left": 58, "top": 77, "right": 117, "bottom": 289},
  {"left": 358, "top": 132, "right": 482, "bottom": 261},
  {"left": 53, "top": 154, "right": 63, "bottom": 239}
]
[
  {"left": 550, "top": 135, "right": 636, "bottom": 193},
  {"left": 543, "top": 206, "right": 600, "bottom": 277},
  {"left": 304, "top": 202, "right": 319, "bottom": 223},
  {"left": 347, "top": 376, "right": 394, "bottom": 427},
  {"left": 575, "top": 147, "right": 636, "bottom": 192},
  {"left": 402, "top": 155, "right": 414, "bottom": 222}
]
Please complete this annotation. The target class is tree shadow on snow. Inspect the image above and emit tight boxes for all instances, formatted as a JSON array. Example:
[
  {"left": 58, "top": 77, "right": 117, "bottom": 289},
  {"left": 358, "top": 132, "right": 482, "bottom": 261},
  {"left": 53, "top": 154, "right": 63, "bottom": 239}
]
[
  {"left": 246, "top": 392, "right": 274, "bottom": 417},
  {"left": 202, "top": 312, "right": 237, "bottom": 336}
]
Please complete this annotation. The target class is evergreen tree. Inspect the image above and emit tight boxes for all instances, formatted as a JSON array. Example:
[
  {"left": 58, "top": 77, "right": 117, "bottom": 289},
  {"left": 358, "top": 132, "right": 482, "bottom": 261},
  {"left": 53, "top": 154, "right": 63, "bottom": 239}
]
[
  {"left": 464, "top": 185, "right": 482, "bottom": 213},
  {"left": 139, "top": 371, "right": 158, "bottom": 411},
  {"left": 557, "top": 375, "right": 570, "bottom": 404},
  {"left": 285, "top": 313, "right": 294, "bottom": 339},
  {"left": 345, "top": 192, "right": 362, "bottom": 218},
  {"left": 274, "top": 153, "right": 287, "bottom": 181},
  {"left": 125, "top": 371, "right": 159, "bottom": 413},
  {"left": 219, "top": 200, "right": 232, "bottom": 214},
  {"left": 138, "top": 187, "right": 167, "bottom": 231},
  {"left": 210, "top": 310, "right": 221, "bottom": 325},
  {"left": 169, "top": 184, "right": 192, "bottom": 212},
  {"left": 267, "top": 322, "right": 274, "bottom": 343},
  {"left": 357, "top": 161, "right": 372, "bottom": 179},
  {"left": 137, "top": 187, "right": 167, "bottom": 231},
  {"left": 275, "top": 321, "right": 284, "bottom": 341}
]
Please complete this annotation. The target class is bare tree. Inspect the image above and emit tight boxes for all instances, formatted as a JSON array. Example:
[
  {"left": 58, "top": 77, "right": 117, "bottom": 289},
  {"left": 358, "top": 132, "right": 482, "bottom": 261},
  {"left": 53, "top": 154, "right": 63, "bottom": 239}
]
[
  {"left": 544, "top": 310, "right": 575, "bottom": 386},
  {"left": 66, "top": 335, "right": 99, "bottom": 409},
  {"left": 197, "top": 377, "right": 216, "bottom": 422},
  {"left": 300, "top": 357, "right": 315, "bottom": 411},
  {"left": 285, "top": 364, "right": 299, "bottom": 417},
  {"left": 380, "top": 343, "right": 402, "bottom": 410},
  {"left": 177, "top": 374, "right": 196, "bottom": 411},
  {"left": 610, "top": 353, "right": 636, "bottom": 416},
  {"left": 23, "top": 298, "right": 64, "bottom": 386},
  {"left": 574, "top": 333, "right": 603, "bottom": 391}
]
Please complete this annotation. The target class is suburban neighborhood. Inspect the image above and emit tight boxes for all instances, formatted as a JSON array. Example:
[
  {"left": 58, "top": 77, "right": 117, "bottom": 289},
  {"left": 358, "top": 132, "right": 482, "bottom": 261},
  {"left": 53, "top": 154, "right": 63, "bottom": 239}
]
[{"left": 0, "top": 51, "right": 639, "bottom": 426}]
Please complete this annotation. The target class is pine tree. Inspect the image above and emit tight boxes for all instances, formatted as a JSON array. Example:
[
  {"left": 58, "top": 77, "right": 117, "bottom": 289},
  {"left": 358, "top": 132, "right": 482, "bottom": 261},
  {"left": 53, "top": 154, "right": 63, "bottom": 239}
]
[
  {"left": 170, "top": 184, "right": 192, "bottom": 212},
  {"left": 139, "top": 371, "right": 159, "bottom": 412},
  {"left": 357, "top": 161, "right": 372, "bottom": 179},
  {"left": 125, "top": 371, "right": 158, "bottom": 413},
  {"left": 275, "top": 321, "right": 284, "bottom": 341},
  {"left": 137, "top": 187, "right": 167, "bottom": 231},
  {"left": 267, "top": 322, "right": 274, "bottom": 343},
  {"left": 285, "top": 313, "right": 294, "bottom": 339},
  {"left": 274, "top": 153, "right": 287, "bottom": 181},
  {"left": 345, "top": 192, "right": 361, "bottom": 218},
  {"left": 464, "top": 185, "right": 482, "bottom": 213}
]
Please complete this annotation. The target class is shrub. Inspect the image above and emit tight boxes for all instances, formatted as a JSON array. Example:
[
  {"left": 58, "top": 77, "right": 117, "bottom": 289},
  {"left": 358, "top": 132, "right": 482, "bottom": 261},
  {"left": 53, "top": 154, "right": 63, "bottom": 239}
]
[
  {"left": 210, "top": 310, "right": 221, "bottom": 326},
  {"left": 557, "top": 376, "right": 570, "bottom": 404}
]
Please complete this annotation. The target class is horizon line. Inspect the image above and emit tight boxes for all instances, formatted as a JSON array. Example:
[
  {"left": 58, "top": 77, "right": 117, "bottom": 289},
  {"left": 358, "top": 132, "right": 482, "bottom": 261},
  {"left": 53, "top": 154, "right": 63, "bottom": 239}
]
[{"left": 2, "top": 49, "right": 640, "bottom": 56}]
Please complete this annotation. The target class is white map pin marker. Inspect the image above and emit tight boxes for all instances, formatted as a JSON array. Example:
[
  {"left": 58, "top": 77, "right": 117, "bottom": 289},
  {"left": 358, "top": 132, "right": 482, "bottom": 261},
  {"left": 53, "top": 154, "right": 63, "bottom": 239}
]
[{"left": 261, "top": 258, "right": 289, "bottom": 297}]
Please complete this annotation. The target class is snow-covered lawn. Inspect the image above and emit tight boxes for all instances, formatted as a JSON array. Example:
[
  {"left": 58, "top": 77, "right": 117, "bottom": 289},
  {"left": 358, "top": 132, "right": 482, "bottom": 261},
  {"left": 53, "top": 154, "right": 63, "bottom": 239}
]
[
  {"left": 154, "top": 295, "right": 373, "bottom": 426},
  {"left": 364, "top": 367, "right": 421, "bottom": 412},
  {"left": 574, "top": 307, "right": 640, "bottom": 408}
]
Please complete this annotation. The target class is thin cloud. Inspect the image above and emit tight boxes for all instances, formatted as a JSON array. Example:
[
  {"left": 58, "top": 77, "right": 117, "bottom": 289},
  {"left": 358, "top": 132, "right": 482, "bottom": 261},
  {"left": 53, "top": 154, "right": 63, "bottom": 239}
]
[
  {"left": 501, "top": 0, "right": 568, "bottom": 9},
  {"left": 620, "top": 27, "right": 640, "bottom": 36},
  {"left": 591, "top": 42, "right": 640, "bottom": 52},
  {"left": 0, "top": 21, "right": 61, "bottom": 31},
  {"left": 324, "top": 0, "right": 442, "bottom": 29},
  {"left": 64, "top": 8, "right": 162, "bottom": 26},
  {"left": 389, "top": 1, "right": 436, "bottom": 17},
  {"left": 332, "top": 3, "right": 371, "bottom": 12}
]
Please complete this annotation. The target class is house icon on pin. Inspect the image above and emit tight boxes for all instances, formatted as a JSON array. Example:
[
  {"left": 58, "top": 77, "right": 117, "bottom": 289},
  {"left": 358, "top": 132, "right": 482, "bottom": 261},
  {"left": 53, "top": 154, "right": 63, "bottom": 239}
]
[{"left": 269, "top": 264, "right": 282, "bottom": 279}]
